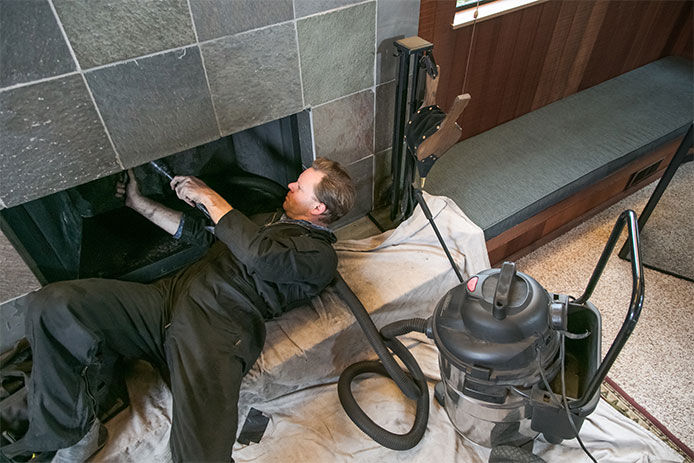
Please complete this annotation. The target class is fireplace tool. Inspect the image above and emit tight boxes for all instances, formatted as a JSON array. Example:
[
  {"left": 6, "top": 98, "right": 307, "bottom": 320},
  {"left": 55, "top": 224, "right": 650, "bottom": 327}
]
[
  {"left": 335, "top": 36, "right": 645, "bottom": 461},
  {"left": 148, "top": 160, "right": 212, "bottom": 220}
]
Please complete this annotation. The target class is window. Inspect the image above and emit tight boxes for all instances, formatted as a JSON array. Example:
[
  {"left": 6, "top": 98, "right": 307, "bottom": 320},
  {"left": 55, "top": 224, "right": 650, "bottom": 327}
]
[
  {"left": 456, "top": 0, "right": 496, "bottom": 12},
  {"left": 453, "top": 0, "right": 544, "bottom": 29}
]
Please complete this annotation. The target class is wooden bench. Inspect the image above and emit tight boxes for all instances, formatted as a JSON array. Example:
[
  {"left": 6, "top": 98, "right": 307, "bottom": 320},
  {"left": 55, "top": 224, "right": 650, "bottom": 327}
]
[{"left": 424, "top": 56, "right": 693, "bottom": 265}]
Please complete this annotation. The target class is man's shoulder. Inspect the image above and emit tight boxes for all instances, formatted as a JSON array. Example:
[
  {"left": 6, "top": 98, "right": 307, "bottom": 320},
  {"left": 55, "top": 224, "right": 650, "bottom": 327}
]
[{"left": 263, "top": 220, "right": 337, "bottom": 245}]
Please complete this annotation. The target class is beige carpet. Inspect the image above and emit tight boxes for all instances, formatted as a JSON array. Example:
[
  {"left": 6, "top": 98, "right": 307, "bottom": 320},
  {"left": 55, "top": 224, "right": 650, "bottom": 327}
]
[
  {"left": 515, "top": 178, "right": 694, "bottom": 451},
  {"left": 636, "top": 160, "right": 693, "bottom": 281}
]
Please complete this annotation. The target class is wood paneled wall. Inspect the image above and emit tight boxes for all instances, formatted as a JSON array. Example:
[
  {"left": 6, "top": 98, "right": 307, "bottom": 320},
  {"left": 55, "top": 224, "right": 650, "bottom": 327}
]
[{"left": 419, "top": 0, "right": 693, "bottom": 141}]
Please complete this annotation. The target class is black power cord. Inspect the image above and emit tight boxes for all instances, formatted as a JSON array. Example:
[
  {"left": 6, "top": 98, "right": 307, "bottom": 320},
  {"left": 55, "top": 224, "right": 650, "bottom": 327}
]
[
  {"left": 559, "top": 333, "right": 598, "bottom": 463},
  {"left": 535, "top": 336, "right": 598, "bottom": 462}
]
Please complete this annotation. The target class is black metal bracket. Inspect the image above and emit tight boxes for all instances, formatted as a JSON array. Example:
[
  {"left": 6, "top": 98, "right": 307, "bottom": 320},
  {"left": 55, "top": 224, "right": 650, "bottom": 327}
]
[{"left": 390, "top": 37, "right": 434, "bottom": 222}]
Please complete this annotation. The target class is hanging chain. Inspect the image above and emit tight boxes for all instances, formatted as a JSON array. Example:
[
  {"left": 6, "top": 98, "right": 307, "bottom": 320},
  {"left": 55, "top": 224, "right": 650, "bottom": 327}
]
[{"left": 461, "top": 0, "right": 481, "bottom": 93}]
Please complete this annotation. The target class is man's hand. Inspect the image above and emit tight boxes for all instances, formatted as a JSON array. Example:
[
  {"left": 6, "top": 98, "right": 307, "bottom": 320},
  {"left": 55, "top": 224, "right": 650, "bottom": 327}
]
[
  {"left": 170, "top": 176, "right": 233, "bottom": 224},
  {"left": 116, "top": 169, "right": 182, "bottom": 235},
  {"left": 115, "top": 169, "right": 145, "bottom": 209},
  {"left": 170, "top": 176, "right": 213, "bottom": 208}
]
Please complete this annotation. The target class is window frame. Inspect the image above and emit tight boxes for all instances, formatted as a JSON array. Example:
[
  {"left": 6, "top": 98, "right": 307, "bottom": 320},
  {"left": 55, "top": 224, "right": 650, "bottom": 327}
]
[
  {"left": 456, "top": 0, "right": 497, "bottom": 13},
  {"left": 453, "top": 0, "right": 546, "bottom": 29}
]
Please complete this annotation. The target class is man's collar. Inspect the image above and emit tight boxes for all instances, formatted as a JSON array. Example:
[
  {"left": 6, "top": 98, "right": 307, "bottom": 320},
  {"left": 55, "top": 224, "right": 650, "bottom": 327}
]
[{"left": 277, "top": 213, "right": 332, "bottom": 233}]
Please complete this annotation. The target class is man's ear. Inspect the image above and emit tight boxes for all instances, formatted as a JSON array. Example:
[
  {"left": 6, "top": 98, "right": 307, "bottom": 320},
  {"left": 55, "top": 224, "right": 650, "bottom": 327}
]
[{"left": 311, "top": 202, "right": 327, "bottom": 216}]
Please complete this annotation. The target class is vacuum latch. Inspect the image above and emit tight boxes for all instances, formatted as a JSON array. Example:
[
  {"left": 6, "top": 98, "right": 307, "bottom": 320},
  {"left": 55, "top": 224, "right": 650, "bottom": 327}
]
[{"left": 549, "top": 293, "right": 569, "bottom": 331}]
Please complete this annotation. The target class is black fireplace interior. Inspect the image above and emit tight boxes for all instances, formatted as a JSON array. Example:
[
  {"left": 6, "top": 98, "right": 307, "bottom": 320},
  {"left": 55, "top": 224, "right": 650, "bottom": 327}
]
[{"left": 0, "top": 112, "right": 311, "bottom": 284}]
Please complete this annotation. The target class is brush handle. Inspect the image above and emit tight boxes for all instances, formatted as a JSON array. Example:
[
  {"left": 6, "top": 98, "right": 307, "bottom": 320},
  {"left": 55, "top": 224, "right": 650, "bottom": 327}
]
[{"left": 149, "top": 161, "right": 211, "bottom": 221}]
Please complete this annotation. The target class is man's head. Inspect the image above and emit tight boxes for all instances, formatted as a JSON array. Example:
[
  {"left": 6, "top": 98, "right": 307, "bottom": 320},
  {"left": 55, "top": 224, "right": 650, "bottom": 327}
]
[{"left": 283, "top": 157, "right": 355, "bottom": 226}]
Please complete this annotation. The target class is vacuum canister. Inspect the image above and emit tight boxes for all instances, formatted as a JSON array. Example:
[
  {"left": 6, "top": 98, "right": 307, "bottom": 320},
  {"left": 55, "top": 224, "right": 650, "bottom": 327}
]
[{"left": 431, "top": 261, "right": 603, "bottom": 447}]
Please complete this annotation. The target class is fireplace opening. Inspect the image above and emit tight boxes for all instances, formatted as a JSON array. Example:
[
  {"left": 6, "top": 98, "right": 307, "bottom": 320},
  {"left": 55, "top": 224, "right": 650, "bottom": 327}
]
[{"left": 0, "top": 111, "right": 312, "bottom": 284}]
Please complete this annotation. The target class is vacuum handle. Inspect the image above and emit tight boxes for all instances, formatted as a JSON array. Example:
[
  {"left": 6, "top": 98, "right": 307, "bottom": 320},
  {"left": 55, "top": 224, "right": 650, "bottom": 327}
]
[{"left": 570, "top": 209, "right": 644, "bottom": 410}]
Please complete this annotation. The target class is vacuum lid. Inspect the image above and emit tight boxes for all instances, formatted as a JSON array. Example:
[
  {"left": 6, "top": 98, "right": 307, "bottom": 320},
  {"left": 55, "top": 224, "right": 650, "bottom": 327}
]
[{"left": 433, "top": 262, "right": 555, "bottom": 370}]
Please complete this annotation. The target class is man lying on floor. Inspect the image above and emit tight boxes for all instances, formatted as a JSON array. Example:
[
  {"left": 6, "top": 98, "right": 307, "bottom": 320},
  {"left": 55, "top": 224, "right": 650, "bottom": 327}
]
[{"left": 2, "top": 158, "right": 355, "bottom": 463}]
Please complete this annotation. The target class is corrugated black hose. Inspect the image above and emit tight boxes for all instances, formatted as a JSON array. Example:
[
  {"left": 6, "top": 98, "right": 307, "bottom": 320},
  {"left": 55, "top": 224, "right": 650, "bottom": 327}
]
[{"left": 334, "top": 274, "right": 431, "bottom": 450}]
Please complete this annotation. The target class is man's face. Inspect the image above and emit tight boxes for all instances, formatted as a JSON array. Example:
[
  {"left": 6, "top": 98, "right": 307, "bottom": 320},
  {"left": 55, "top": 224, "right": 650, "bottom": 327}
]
[{"left": 283, "top": 168, "right": 326, "bottom": 221}]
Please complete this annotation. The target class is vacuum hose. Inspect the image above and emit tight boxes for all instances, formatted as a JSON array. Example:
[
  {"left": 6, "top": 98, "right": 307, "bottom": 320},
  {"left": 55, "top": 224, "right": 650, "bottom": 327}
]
[{"left": 334, "top": 274, "right": 430, "bottom": 450}]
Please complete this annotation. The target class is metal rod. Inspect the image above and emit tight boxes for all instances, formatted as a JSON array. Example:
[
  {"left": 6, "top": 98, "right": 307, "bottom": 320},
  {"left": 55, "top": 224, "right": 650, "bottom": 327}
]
[
  {"left": 618, "top": 124, "right": 693, "bottom": 258},
  {"left": 571, "top": 209, "right": 644, "bottom": 410},
  {"left": 413, "top": 188, "right": 465, "bottom": 283},
  {"left": 390, "top": 49, "right": 411, "bottom": 221},
  {"left": 149, "top": 160, "right": 174, "bottom": 182},
  {"left": 149, "top": 161, "right": 212, "bottom": 221}
]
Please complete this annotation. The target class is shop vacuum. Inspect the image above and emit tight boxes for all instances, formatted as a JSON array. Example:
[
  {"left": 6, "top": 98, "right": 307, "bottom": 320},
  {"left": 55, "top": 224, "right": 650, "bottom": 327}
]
[
  {"left": 335, "top": 39, "right": 645, "bottom": 462},
  {"left": 336, "top": 204, "right": 643, "bottom": 461}
]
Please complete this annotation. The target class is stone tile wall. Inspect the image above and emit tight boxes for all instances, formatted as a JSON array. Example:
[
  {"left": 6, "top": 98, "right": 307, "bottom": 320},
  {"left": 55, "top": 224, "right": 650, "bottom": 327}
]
[{"left": 1, "top": 0, "right": 419, "bottom": 216}]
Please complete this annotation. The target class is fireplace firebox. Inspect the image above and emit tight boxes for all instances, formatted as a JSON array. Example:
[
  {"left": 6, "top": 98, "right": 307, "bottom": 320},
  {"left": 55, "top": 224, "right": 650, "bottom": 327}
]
[{"left": 0, "top": 112, "right": 312, "bottom": 285}]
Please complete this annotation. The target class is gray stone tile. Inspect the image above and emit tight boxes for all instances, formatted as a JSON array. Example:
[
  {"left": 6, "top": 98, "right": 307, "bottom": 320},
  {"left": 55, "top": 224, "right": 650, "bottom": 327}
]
[
  {"left": 53, "top": 0, "right": 195, "bottom": 69},
  {"left": 0, "top": 0, "right": 76, "bottom": 87},
  {"left": 190, "top": 0, "right": 293, "bottom": 42},
  {"left": 0, "top": 75, "right": 121, "bottom": 207},
  {"left": 201, "top": 23, "right": 303, "bottom": 136},
  {"left": 332, "top": 155, "right": 373, "bottom": 227},
  {"left": 294, "top": 0, "right": 362, "bottom": 18},
  {"left": 312, "top": 90, "right": 374, "bottom": 166},
  {"left": 375, "top": 80, "right": 396, "bottom": 153},
  {"left": 0, "top": 229, "right": 41, "bottom": 305},
  {"left": 374, "top": 148, "right": 392, "bottom": 208},
  {"left": 85, "top": 46, "right": 219, "bottom": 168},
  {"left": 377, "top": 0, "right": 420, "bottom": 84},
  {"left": 297, "top": 2, "right": 375, "bottom": 106}
]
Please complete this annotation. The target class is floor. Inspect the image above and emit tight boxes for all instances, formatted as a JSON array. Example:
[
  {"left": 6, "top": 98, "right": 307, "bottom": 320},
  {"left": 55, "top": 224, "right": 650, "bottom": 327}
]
[
  {"left": 334, "top": 176, "right": 694, "bottom": 451},
  {"left": 2, "top": 175, "right": 692, "bottom": 452}
]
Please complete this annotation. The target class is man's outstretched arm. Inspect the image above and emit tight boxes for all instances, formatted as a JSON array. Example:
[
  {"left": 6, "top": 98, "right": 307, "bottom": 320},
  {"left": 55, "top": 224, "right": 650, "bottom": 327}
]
[
  {"left": 116, "top": 170, "right": 183, "bottom": 235},
  {"left": 169, "top": 175, "right": 233, "bottom": 224}
]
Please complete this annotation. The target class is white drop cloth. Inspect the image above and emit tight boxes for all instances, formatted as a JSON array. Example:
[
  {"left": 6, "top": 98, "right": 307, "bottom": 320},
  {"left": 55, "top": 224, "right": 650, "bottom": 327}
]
[{"left": 93, "top": 195, "right": 681, "bottom": 462}]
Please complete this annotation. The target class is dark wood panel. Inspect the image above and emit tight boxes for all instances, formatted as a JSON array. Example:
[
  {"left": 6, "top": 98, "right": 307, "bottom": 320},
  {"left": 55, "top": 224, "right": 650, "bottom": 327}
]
[
  {"left": 512, "top": 1, "right": 561, "bottom": 118},
  {"left": 497, "top": 5, "right": 542, "bottom": 123},
  {"left": 563, "top": 1, "right": 608, "bottom": 96},
  {"left": 416, "top": 0, "right": 691, "bottom": 264},
  {"left": 665, "top": 1, "right": 693, "bottom": 60},
  {"left": 532, "top": 0, "right": 579, "bottom": 110},
  {"left": 421, "top": 0, "right": 691, "bottom": 141},
  {"left": 550, "top": 0, "right": 595, "bottom": 101},
  {"left": 479, "top": 12, "right": 524, "bottom": 130},
  {"left": 463, "top": 17, "right": 504, "bottom": 136},
  {"left": 418, "top": 0, "right": 438, "bottom": 41}
]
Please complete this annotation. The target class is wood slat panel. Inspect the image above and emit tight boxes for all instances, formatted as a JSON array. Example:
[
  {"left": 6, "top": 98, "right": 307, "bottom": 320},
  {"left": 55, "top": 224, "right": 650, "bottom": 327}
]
[
  {"left": 424, "top": 0, "right": 690, "bottom": 138},
  {"left": 477, "top": 14, "right": 521, "bottom": 132},
  {"left": 497, "top": 5, "right": 543, "bottom": 124},
  {"left": 563, "top": 1, "right": 609, "bottom": 96},
  {"left": 580, "top": 1, "right": 652, "bottom": 89},
  {"left": 459, "top": 17, "right": 504, "bottom": 137},
  {"left": 418, "top": 0, "right": 438, "bottom": 41},
  {"left": 550, "top": 0, "right": 595, "bottom": 101},
  {"left": 665, "top": 1, "right": 693, "bottom": 60},
  {"left": 531, "top": 0, "right": 579, "bottom": 110},
  {"left": 416, "top": 0, "right": 691, "bottom": 263},
  {"left": 511, "top": 1, "right": 561, "bottom": 118}
]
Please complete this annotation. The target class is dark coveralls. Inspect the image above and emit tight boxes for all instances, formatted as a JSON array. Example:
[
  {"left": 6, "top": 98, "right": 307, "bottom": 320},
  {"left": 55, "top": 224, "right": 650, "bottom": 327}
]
[{"left": 19, "top": 208, "right": 338, "bottom": 461}]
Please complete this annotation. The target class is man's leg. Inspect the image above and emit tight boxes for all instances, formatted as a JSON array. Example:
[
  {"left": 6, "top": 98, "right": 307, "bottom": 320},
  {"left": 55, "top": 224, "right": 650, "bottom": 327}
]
[
  {"left": 164, "top": 301, "right": 252, "bottom": 462},
  {"left": 18, "top": 278, "right": 170, "bottom": 453}
]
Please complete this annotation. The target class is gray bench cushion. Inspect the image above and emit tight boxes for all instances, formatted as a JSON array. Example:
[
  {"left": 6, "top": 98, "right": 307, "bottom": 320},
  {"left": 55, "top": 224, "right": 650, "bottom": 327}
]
[{"left": 425, "top": 56, "right": 693, "bottom": 239}]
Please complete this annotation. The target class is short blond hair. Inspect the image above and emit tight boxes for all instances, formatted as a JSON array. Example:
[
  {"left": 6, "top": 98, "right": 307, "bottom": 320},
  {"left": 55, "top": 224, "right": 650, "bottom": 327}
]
[{"left": 311, "top": 157, "right": 355, "bottom": 224}]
